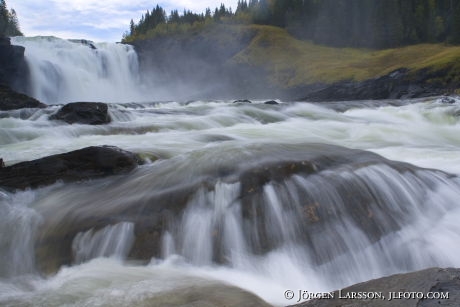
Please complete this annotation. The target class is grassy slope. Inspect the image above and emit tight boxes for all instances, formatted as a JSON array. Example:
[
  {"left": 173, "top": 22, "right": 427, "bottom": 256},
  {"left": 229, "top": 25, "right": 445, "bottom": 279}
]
[{"left": 229, "top": 25, "right": 460, "bottom": 88}]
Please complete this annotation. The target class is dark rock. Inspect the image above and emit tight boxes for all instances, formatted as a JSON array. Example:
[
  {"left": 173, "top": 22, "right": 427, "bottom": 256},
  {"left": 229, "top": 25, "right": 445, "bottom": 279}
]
[
  {"left": 233, "top": 99, "right": 252, "bottom": 103},
  {"left": 301, "top": 68, "right": 445, "bottom": 102},
  {"left": 440, "top": 96, "right": 458, "bottom": 104},
  {"left": 0, "top": 146, "right": 141, "bottom": 191},
  {"left": 291, "top": 267, "right": 460, "bottom": 307},
  {"left": 68, "top": 39, "right": 97, "bottom": 50},
  {"left": 264, "top": 100, "right": 279, "bottom": 105},
  {"left": 239, "top": 160, "right": 316, "bottom": 199},
  {"left": 0, "top": 85, "right": 46, "bottom": 110},
  {"left": 49, "top": 102, "right": 111, "bottom": 125},
  {"left": 0, "top": 37, "right": 29, "bottom": 90}
]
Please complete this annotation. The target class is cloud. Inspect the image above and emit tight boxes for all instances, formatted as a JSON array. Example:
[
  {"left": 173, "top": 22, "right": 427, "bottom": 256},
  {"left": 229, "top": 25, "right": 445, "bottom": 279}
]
[{"left": 7, "top": 0, "right": 238, "bottom": 42}]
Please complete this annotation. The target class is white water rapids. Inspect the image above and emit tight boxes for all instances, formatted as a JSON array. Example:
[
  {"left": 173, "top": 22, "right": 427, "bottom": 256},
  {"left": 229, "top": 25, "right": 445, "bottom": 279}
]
[{"left": 1, "top": 38, "right": 460, "bottom": 306}]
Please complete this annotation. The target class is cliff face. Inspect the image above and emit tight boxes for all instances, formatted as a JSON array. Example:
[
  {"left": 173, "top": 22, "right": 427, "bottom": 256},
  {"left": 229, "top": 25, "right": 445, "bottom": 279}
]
[{"left": 0, "top": 36, "right": 29, "bottom": 92}]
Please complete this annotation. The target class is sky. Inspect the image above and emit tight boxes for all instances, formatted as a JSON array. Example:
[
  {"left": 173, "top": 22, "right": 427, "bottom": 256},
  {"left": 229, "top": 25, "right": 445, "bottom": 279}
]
[{"left": 7, "top": 0, "right": 239, "bottom": 42}]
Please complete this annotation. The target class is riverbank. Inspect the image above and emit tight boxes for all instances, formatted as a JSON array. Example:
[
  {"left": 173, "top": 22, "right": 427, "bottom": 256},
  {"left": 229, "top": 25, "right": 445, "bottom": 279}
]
[{"left": 130, "top": 24, "right": 460, "bottom": 101}]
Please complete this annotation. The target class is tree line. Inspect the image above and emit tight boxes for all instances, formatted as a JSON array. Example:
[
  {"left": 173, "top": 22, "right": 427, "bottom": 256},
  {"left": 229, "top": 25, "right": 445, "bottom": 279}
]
[
  {"left": 0, "top": 0, "right": 22, "bottom": 37},
  {"left": 124, "top": 0, "right": 460, "bottom": 49}
]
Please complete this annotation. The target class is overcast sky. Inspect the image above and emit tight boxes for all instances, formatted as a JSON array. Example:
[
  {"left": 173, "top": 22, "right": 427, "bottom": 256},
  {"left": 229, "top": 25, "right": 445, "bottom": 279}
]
[{"left": 7, "top": 0, "right": 239, "bottom": 42}]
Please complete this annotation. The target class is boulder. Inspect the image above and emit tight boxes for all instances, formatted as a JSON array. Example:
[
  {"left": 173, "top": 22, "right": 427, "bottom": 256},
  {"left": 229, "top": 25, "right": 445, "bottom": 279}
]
[
  {"left": 0, "top": 37, "right": 29, "bottom": 90},
  {"left": 440, "top": 96, "right": 458, "bottom": 104},
  {"left": 264, "top": 100, "right": 279, "bottom": 105},
  {"left": 50, "top": 102, "right": 111, "bottom": 125},
  {"left": 291, "top": 267, "right": 460, "bottom": 307},
  {"left": 0, "top": 85, "right": 46, "bottom": 110},
  {"left": 0, "top": 146, "right": 142, "bottom": 191}
]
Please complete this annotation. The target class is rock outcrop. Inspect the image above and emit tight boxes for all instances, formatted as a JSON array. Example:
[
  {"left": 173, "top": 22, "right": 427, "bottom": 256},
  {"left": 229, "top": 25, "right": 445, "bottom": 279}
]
[
  {"left": 0, "top": 146, "right": 141, "bottom": 191},
  {"left": 291, "top": 267, "right": 460, "bottom": 307},
  {"left": 301, "top": 69, "right": 446, "bottom": 102},
  {"left": 0, "top": 37, "right": 29, "bottom": 91},
  {"left": 0, "top": 84, "right": 46, "bottom": 110},
  {"left": 49, "top": 102, "right": 111, "bottom": 125},
  {"left": 30, "top": 144, "right": 457, "bottom": 275}
]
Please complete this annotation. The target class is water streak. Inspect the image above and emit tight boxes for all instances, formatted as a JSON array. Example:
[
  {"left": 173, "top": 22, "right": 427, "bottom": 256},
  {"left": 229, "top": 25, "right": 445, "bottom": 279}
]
[{"left": 72, "top": 222, "right": 135, "bottom": 264}]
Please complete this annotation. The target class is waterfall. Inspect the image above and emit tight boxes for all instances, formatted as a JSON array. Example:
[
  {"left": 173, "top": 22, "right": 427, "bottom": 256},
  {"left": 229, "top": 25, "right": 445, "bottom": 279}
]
[
  {"left": 161, "top": 162, "right": 460, "bottom": 291},
  {"left": 10, "top": 36, "right": 145, "bottom": 104},
  {"left": 0, "top": 190, "right": 42, "bottom": 277},
  {"left": 72, "top": 222, "right": 135, "bottom": 264}
]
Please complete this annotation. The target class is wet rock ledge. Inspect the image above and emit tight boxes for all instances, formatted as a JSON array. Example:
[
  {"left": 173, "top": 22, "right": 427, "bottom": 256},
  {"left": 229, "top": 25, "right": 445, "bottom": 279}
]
[
  {"left": 0, "top": 146, "right": 142, "bottom": 191},
  {"left": 49, "top": 101, "right": 112, "bottom": 125},
  {"left": 290, "top": 267, "right": 460, "bottom": 307},
  {"left": 0, "top": 84, "right": 46, "bottom": 110},
  {"left": 1, "top": 85, "right": 111, "bottom": 125}
]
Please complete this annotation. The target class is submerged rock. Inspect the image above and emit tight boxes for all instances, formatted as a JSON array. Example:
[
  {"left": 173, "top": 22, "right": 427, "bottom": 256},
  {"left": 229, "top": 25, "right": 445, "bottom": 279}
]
[
  {"left": 31, "top": 143, "right": 458, "bottom": 275},
  {"left": 233, "top": 99, "right": 252, "bottom": 103},
  {"left": 0, "top": 85, "right": 46, "bottom": 111},
  {"left": 291, "top": 267, "right": 460, "bottom": 307},
  {"left": 440, "top": 96, "right": 458, "bottom": 104},
  {"left": 0, "top": 146, "right": 141, "bottom": 191},
  {"left": 142, "top": 283, "right": 271, "bottom": 307},
  {"left": 50, "top": 102, "right": 111, "bottom": 125},
  {"left": 264, "top": 100, "right": 279, "bottom": 105}
]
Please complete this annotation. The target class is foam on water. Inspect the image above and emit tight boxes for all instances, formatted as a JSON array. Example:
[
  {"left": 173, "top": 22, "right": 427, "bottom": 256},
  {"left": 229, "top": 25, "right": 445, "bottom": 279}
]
[{"left": 1, "top": 95, "right": 460, "bottom": 305}]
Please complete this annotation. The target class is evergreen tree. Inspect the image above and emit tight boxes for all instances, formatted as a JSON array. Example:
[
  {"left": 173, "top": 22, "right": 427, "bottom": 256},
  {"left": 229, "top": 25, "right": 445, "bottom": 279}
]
[
  {"left": 0, "top": 0, "right": 9, "bottom": 36},
  {"left": 123, "top": 0, "right": 460, "bottom": 48},
  {"left": 451, "top": 1, "right": 460, "bottom": 43},
  {"left": 0, "top": 0, "right": 22, "bottom": 37},
  {"left": 129, "top": 19, "right": 135, "bottom": 36}
]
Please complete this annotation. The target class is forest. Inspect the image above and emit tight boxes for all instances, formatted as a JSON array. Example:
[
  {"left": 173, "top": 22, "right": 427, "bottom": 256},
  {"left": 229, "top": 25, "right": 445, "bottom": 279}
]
[
  {"left": 0, "top": 0, "right": 22, "bottom": 37},
  {"left": 123, "top": 0, "right": 460, "bottom": 49}
]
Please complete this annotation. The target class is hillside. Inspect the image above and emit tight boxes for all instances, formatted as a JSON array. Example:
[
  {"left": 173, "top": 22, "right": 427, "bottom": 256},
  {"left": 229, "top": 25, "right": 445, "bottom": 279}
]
[
  {"left": 131, "top": 24, "right": 460, "bottom": 100},
  {"left": 233, "top": 25, "right": 460, "bottom": 87}
]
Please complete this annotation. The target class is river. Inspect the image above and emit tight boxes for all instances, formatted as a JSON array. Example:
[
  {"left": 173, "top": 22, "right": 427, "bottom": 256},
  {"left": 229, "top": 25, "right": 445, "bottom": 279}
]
[{"left": 1, "top": 37, "right": 460, "bottom": 307}]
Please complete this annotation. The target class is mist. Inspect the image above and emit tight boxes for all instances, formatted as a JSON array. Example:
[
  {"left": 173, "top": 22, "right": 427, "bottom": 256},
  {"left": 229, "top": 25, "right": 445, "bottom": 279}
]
[{"left": 130, "top": 24, "right": 288, "bottom": 102}]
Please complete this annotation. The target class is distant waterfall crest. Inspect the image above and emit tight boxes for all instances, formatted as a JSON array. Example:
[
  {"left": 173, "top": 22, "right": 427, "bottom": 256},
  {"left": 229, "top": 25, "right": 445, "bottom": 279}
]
[{"left": 11, "top": 36, "right": 145, "bottom": 104}]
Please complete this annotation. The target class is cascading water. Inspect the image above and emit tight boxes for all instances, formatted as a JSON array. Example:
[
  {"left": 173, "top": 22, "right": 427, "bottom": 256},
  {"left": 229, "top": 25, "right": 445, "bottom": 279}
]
[
  {"left": 157, "top": 160, "right": 460, "bottom": 302},
  {"left": 0, "top": 190, "right": 42, "bottom": 277},
  {"left": 72, "top": 222, "right": 135, "bottom": 264},
  {"left": 1, "top": 98, "right": 460, "bottom": 306},
  {"left": 10, "top": 36, "right": 146, "bottom": 104}
]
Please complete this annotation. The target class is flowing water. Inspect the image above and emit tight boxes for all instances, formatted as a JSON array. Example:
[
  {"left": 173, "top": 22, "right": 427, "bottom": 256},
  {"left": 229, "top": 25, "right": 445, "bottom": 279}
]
[
  {"left": 11, "top": 37, "right": 145, "bottom": 104},
  {"left": 1, "top": 38, "right": 460, "bottom": 306}
]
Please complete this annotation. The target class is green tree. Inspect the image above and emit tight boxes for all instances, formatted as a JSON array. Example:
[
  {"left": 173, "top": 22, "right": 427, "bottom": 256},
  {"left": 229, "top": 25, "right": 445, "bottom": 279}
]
[
  {"left": 0, "top": 0, "right": 9, "bottom": 36},
  {"left": 0, "top": 0, "right": 22, "bottom": 37},
  {"left": 129, "top": 19, "right": 135, "bottom": 36},
  {"left": 6, "top": 8, "right": 21, "bottom": 36},
  {"left": 450, "top": 2, "right": 460, "bottom": 43}
]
